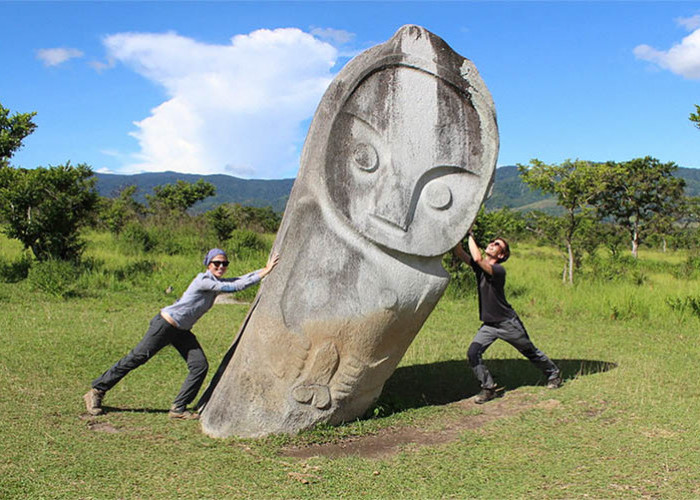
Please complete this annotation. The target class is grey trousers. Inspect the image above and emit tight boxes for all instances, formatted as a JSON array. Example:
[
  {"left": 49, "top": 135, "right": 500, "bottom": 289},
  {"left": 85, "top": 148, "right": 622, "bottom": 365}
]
[
  {"left": 467, "top": 316, "right": 559, "bottom": 390},
  {"left": 92, "top": 314, "right": 209, "bottom": 410}
]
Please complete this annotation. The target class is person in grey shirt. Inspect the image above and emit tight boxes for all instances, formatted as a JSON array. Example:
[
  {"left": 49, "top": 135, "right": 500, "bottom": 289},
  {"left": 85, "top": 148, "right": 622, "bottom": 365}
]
[
  {"left": 83, "top": 248, "right": 279, "bottom": 419},
  {"left": 453, "top": 232, "right": 560, "bottom": 404}
]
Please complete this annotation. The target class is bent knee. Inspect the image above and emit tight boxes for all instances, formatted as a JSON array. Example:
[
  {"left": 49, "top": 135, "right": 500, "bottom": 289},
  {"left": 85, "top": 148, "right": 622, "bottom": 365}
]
[
  {"left": 467, "top": 342, "right": 485, "bottom": 366},
  {"left": 188, "top": 355, "right": 208, "bottom": 375},
  {"left": 519, "top": 345, "right": 542, "bottom": 361},
  {"left": 123, "top": 351, "right": 150, "bottom": 368}
]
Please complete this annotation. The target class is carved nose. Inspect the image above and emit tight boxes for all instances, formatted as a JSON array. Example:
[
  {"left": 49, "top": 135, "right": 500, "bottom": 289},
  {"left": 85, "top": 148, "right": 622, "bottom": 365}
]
[
  {"left": 371, "top": 186, "right": 413, "bottom": 232},
  {"left": 371, "top": 209, "right": 410, "bottom": 232}
]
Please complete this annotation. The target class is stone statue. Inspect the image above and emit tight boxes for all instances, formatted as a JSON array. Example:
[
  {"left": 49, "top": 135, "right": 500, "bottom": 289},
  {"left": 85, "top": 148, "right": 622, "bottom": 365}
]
[{"left": 199, "top": 24, "right": 498, "bottom": 438}]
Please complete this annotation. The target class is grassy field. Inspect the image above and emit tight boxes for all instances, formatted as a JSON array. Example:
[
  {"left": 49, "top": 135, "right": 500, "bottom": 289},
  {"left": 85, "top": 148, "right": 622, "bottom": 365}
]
[{"left": 1, "top": 232, "right": 700, "bottom": 498}]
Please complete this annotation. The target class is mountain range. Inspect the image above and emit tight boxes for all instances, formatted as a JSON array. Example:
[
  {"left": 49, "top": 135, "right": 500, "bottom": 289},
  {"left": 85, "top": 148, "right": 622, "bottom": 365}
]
[
  {"left": 95, "top": 165, "right": 700, "bottom": 214},
  {"left": 95, "top": 171, "right": 294, "bottom": 213}
]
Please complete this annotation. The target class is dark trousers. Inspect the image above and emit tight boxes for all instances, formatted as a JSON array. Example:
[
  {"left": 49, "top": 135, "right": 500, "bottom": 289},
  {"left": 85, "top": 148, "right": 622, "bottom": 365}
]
[
  {"left": 467, "top": 316, "right": 559, "bottom": 390},
  {"left": 92, "top": 314, "right": 209, "bottom": 409}
]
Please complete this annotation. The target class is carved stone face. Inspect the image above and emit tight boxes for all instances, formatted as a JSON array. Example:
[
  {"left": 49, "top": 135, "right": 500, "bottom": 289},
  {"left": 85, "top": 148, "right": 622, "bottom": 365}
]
[{"left": 325, "top": 65, "right": 488, "bottom": 257}]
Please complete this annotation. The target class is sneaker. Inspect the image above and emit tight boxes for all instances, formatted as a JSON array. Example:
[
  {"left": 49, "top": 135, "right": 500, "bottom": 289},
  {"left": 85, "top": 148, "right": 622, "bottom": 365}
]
[
  {"left": 169, "top": 406, "right": 200, "bottom": 420},
  {"left": 474, "top": 388, "right": 497, "bottom": 404},
  {"left": 546, "top": 376, "right": 562, "bottom": 389},
  {"left": 83, "top": 388, "right": 105, "bottom": 416}
]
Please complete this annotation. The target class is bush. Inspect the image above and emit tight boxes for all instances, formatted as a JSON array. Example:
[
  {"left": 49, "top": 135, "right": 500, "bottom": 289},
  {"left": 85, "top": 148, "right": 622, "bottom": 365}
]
[
  {"left": 674, "top": 254, "right": 700, "bottom": 280},
  {"left": 0, "top": 254, "right": 31, "bottom": 283},
  {"left": 666, "top": 295, "right": 700, "bottom": 318},
  {"left": 119, "top": 218, "right": 212, "bottom": 257},
  {"left": 27, "top": 259, "right": 81, "bottom": 298},
  {"left": 113, "top": 259, "right": 158, "bottom": 283},
  {"left": 442, "top": 253, "right": 477, "bottom": 299},
  {"left": 584, "top": 254, "right": 646, "bottom": 284},
  {"left": 0, "top": 163, "right": 98, "bottom": 261},
  {"left": 226, "top": 229, "right": 269, "bottom": 258},
  {"left": 206, "top": 205, "right": 237, "bottom": 242},
  {"left": 119, "top": 222, "right": 155, "bottom": 254},
  {"left": 229, "top": 204, "right": 281, "bottom": 233}
]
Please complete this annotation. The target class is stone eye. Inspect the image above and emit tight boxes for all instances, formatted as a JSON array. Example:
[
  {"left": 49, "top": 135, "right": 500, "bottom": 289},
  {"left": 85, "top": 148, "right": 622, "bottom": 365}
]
[
  {"left": 352, "top": 143, "right": 378, "bottom": 172},
  {"left": 424, "top": 181, "right": 452, "bottom": 210}
]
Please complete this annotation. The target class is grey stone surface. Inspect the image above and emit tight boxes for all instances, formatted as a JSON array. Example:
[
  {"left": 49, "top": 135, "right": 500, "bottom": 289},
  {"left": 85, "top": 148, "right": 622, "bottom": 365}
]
[{"left": 199, "top": 25, "right": 498, "bottom": 438}]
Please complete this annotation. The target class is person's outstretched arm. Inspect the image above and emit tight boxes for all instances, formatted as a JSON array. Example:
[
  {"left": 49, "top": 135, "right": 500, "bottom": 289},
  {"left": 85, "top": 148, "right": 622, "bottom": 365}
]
[
  {"left": 217, "top": 252, "right": 280, "bottom": 292},
  {"left": 469, "top": 233, "right": 493, "bottom": 275},
  {"left": 453, "top": 240, "right": 472, "bottom": 264},
  {"left": 468, "top": 234, "right": 495, "bottom": 275},
  {"left": 258, "top": 252, "right": 279, "bottom": 279}
]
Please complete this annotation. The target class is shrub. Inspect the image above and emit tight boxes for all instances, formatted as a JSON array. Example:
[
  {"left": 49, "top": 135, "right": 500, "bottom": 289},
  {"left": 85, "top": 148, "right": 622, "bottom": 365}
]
[
  {"left": 119, "top": 222, "right": 155, "bottom": 254},
  {"left": 584, "top": 254, "right": 646, "bottom": 284},
  {"left": 0, "top": 254, "right": 31, "bottom": 283},
  {"left": 206, "top": 205, "right": 237, "bottom": 242},
  {"left": 666, "top": 295, "right": 700, "bottom": 318},
  {"left": 113, "top": 259, "right": 158, "bottom": 283},
  {"left": 226, "top": 229, "right": 268, "bottom": 258},
  {"left": 442, "top": 253, "right": 477, "bottom": 299},
  {"left": 0, "top": 162, "right": 98, "bottom": 261},
  {"left": 674, "top": 254, "right": 700, "bottom": 280},
  {"left": 27, "top": 259, "right": 81, "bottom": 298},
  {"left": 229, "top": 204, "right": 281, "bottom": 233}
]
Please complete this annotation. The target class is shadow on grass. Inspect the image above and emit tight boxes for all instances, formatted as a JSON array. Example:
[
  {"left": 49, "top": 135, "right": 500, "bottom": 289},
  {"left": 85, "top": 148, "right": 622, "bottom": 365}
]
[
  {"left": 373, "top": 358, "right": 616, "bottom": 415},
  {"left": 101, "top": 406, "right": 169, "bottom": 415}
]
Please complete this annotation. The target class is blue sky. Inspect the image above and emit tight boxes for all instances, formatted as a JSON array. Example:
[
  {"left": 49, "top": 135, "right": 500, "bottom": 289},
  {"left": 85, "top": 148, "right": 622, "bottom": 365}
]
[{"left": 1, "top": 1, "right": 699, "bottom": 179}]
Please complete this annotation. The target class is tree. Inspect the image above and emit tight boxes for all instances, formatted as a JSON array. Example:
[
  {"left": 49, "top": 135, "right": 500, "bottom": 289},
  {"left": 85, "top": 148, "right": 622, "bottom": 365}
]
[
  {"left": 591, "top": 157, "right": 685, "bottom": 258},
  {"left": 98, "top": 185, "right": 146, "bottom": 234},
  {"left": 654, "top": 195, "right": 700, "bottom": 251},
  {"left": 206, "top": 205, "right": 237, "bottom": 242},
  {"left": 229, "top": 204, "right": 281, "bottom": 233},
  {"left": 0, "top": 102, "right": 37, "bottom": 167},
  {"left": 518, "top": 159, "right": 597, "bottom": 283},
  {"left": 469, "top": 206, "right": 527, "bottom": 243},
  {"left": 690, "top": 104, "right": 700, "bottom": 130},
  {"left": 146, "top": 179, "right": 216, "bottom": 213},
  {"left": 0, "top": 162, "right": 99, "bottom": 261}
]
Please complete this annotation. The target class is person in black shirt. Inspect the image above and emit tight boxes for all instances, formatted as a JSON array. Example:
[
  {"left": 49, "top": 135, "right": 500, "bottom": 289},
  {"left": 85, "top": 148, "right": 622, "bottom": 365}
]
[{"left": 453, "top": 232, "right": 561, "bottom": 404}]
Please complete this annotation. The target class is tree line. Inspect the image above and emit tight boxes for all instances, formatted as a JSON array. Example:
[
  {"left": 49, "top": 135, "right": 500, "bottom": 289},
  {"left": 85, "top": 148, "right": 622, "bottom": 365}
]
[
  {"left": 514, "top": 156, "right": 693, "bottom": 283},
  {"left": 2, "top": 101, "right": 699, "bottom": 282},
  {"left": 0, "top": 102, "right": 280, "bottom": 262}
]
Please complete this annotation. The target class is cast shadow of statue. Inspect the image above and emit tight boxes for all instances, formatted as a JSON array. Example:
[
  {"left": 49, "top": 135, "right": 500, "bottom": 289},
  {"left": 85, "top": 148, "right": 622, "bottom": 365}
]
[
  {"left": 372, "top": 358, "right": 617, "bottom": 416},
  {"left": 99, "top": 406, "right": 169, "bottom": 415}
]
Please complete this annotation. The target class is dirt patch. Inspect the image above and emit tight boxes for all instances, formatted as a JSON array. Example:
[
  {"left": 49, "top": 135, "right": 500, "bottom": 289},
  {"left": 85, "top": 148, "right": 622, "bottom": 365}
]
[
  {"left": 85, "top": 420, "right": 120, "bottom": 433},
  {"left": 214, "top": 295, "right": 252, "bottom": 305},
  {"left": 282, "top": 391, "right": 559, "bottom": 459}
]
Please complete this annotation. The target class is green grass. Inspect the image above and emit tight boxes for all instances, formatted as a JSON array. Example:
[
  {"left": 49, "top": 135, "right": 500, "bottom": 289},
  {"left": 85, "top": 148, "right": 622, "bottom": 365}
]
[{"left": 1, "top": 233, "right": 700, "bottom": 498}]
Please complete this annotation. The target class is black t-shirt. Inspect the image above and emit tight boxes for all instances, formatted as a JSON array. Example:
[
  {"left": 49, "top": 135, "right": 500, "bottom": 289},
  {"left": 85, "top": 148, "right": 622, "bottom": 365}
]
[{"left": 471, "top": 260, "right": 516, "bottom": 323}]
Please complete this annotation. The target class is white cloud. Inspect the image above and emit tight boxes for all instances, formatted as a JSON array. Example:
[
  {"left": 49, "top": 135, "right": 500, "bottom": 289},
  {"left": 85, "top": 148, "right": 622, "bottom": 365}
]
[
  {"left": 36, "top": 47, "right": 84, "bottom": 67},
  {"left": 103, "top": 28, "right": 338, "bottom": 178},
  {"left": 310, "top": 27, "right": 355, "bottom": 45},
  {"left": 676, "top": 14, "right": 700, "bottom": 31},
  {"left": 89, "top": 58, "right": 116, "bottom": 72},
  {"left": 99, "top": 149, "right": 122, "bottom": 158},
  {"left": 634, "top": 28, "right": 700, "bottom": 80}
]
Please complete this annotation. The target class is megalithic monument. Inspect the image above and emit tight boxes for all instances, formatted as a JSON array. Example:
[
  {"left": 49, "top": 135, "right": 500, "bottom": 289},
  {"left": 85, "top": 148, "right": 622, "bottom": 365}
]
[{"left": 198, "top": 25, "right": 499, "bottom": 438}]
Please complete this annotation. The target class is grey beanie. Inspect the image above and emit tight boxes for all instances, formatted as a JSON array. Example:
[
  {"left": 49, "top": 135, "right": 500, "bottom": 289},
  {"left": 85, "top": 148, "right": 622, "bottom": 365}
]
[{"left": 204, "top": 248, "right": 228, "bottom": 266}]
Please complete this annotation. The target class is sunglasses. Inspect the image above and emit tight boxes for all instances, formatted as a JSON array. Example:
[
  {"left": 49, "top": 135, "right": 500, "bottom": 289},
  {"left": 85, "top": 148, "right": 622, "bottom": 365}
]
[
  {"left": 210, "top": 260, "right": 230, "bottom": 268},
  {"left": 489, "top": 240, "right": 503, "bottom": 248}
]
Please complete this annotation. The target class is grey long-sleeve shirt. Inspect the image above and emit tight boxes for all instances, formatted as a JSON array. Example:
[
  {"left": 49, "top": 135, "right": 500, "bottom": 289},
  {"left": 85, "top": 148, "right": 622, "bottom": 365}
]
[{"left": 160, "top": 269, "right": 261, "bottom": 330}]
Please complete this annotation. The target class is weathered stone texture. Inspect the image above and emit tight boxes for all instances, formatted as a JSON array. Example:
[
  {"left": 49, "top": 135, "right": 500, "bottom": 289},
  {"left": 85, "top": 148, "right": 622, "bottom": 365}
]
[{"left": 199, "top": 25, "right": 498, "bottom": 438}]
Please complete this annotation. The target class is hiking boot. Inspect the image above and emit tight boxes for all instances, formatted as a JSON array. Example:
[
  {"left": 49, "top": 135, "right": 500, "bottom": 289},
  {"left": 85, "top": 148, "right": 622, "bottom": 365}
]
[
  {"left": 546, "top": 376, "right": 562, "bottom": 389},
  {"left": 474, "top": 388, "right": 497, "bottom": 404},
  {"left": 83, "top": 388, "right": 105, "bottom": 416},
  {"left": 169, "top": 406, "right": 200, "bottom": 420}
]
